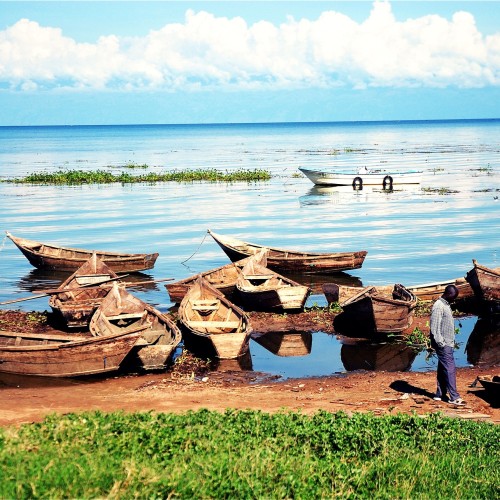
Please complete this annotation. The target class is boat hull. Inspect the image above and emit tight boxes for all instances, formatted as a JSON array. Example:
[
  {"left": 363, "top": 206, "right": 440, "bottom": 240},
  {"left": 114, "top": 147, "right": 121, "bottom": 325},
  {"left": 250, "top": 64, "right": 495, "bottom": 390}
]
[
  {"left": 0, "top": 330, "right": 139, "bottom": 377},
  {"left": 6, "top": 232, "right": 158, "bottom": 272},
  {"left": 208, "top": 230, "right": 367, "bottom": 274},
  {"left": 179, "top": 278, "right": 252, "bottom": 359},
  {"left": 299, "top": 167, "right": 422, "bottom": 187},
  {"left": 465, "top": 261, "right": 500, "bottom": 304}
]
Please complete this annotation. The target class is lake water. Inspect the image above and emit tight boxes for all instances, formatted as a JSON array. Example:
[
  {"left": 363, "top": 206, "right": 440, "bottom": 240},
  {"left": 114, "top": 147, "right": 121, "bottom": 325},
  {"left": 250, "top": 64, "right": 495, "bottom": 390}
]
[{"left": 0, "top": 119, "right": 499, "bottom": 379}]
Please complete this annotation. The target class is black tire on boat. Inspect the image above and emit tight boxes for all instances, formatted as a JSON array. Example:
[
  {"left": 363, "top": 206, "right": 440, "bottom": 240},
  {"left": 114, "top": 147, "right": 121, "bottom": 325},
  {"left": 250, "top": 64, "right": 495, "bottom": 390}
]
[
  {"left": 383, "top": 175, "right": 393, "bottom": 190},
  {"left": 353, "top": 176, "right": 363, "bottom": 190}
]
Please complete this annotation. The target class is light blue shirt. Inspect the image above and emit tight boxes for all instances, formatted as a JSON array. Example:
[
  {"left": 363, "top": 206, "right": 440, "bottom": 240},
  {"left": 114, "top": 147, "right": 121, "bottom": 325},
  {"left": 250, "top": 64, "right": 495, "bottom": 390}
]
[{"left": 430, "top": 297, "right": 456, "bottom": 347}]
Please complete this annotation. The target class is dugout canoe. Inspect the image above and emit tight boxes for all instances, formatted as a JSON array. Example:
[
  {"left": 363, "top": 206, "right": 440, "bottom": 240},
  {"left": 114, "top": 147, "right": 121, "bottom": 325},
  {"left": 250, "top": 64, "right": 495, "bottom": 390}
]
[
  {"left": 178, "top": 277, "right": 252, "bottom": 359},
  {"left": 331, "top": 284, "right": 417, "bottom": 336},
  {"left": 208, "top": 229, "right": 367, "bottom": 274},
  {"left": 465, "top": 260, "right": 500, "bottom": 304},
  {"left": 0, "top": 329, "right": 140, "bottom": 377},
  {"left": 6, "top": 231, "right": 158, "bottom": 273},
  {"left": 236, "top": 251, "right": 310, "bottom": 311},
  {"left": 49, "top": 253, "right": 120, "bottom": 328},
  {"left": 90, "top": 283, "right": 181, "bottom": 370}
]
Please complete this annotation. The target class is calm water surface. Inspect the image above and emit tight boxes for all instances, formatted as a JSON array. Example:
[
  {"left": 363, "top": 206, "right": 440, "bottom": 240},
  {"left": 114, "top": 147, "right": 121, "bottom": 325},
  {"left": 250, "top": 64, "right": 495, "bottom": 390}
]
[{"left": 0, "top": 120, "right": 499, "bottom": 380}]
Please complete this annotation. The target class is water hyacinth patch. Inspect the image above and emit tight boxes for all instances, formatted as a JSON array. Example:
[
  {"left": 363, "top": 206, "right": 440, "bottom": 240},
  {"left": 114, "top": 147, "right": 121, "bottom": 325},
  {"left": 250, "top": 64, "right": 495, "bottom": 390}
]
[{"left": 3, "top": 168, "right": 272, "bottom": 185}]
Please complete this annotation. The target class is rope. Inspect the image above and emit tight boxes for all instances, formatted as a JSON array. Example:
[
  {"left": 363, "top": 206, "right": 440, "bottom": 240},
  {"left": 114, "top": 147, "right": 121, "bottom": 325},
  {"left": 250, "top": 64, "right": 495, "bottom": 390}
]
[{"left": 181, "top": 231, "right": 209, "bottom": 264}]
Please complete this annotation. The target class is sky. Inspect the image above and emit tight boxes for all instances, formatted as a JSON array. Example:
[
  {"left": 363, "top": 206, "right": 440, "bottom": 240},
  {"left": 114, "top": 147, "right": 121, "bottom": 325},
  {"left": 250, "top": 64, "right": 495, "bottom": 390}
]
[{"left": 1, "top": 1, "right": 500, "bottom": 125}]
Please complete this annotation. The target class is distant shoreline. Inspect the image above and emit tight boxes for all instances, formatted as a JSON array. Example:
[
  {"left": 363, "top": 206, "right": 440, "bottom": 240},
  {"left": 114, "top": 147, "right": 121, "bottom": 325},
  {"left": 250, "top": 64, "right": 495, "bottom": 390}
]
[{"left": 1, "top": 117, "right": 499, "bottom": 130}]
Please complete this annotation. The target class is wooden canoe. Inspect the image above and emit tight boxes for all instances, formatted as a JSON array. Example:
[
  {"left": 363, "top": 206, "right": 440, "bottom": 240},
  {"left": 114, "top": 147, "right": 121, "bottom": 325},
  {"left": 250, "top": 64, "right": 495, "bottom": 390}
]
[
  {"left": 178, "top": 277, "right": 252, "bottom": 359},
  {"left": 165, "top": 257, "right": 253, "bottom": 304},
  {"left": 207, "top": 229, "right": 367, "bottom": 274},
  {"left": 89, "top": 283, "right": 181, "bottom": 370},
  {"left": 0, "top": 329, "right": 140, "bottom": 377},
  {"left": 465, "top": 260, "right": 500, "bottom": 304},
  {"left": 407, "top": 277, "right": 473, "bottom": 302},
  {"left": 332, "top": 284, "right": 417, "bottom": 336},
  {"left": 6, "top": 231, "right": 158, "bottom": 272},
  {"left": 49, "top": 253, "right": 120, "bottom": 328},
  {"left": 236, "top": 252, "right": 311, "bottom": 311}
]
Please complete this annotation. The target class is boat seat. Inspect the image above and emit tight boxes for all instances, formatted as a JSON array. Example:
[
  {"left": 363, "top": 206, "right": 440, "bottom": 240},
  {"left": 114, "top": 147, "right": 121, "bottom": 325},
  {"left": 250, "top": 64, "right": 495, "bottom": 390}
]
[
  {"left": 106, "top": 312, "right": 145, "bottom": 321},
  {"left": 191, "top": 299, "right": 220, "bottom": 311},
  {"left": 187, "top": 320, "right": 240, "bottom": 329}
]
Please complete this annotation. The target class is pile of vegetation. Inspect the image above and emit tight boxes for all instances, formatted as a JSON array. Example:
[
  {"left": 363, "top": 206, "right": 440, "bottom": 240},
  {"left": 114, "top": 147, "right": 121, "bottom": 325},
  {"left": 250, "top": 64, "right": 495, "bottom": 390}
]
[
  {"left": 1, "top": 410, "right": 498, "bottom": 498},
  {"left": 3, "top": 168, "right": 271, "bottom": 185}
]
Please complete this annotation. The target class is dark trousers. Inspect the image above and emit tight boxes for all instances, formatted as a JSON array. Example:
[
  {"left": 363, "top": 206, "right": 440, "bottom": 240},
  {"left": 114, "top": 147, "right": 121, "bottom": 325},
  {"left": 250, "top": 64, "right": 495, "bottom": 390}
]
[{"left": 431, "top": 339, "right": 460, "bottom": 401}]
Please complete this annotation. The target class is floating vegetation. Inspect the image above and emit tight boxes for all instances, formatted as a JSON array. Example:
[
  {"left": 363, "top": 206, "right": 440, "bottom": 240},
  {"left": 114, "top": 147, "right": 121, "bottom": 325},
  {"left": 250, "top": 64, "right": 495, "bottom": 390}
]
[
  {"left": 421, "top": 186, "right": 459, "bottom": 195},
  {"left": 4, "top": 168, "right": 272, "bottom": 185},
  {"left": 122, "top": 162, "right": 149, "bottom": 169}
]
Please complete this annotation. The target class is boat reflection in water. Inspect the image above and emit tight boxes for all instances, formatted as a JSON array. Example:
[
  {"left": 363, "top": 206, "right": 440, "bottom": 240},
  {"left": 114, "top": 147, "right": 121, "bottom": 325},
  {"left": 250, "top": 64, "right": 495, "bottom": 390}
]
[
  {"left": 252, "top": 331, "right": 313, "bottom": 357},
  {"left": 17, "top": 269, "right": 159, "bottom": 294},
  {"left": 339, "top": 337, "right": 418, "bottom": 372},
  {"left": 299, "top": 184, "right": 421, "bottom": 207},
  {"left": 210, "top": 349, "right": 253, "bottom": 372},
  {"left": 465, "top": 316, "right": 500, "bottom": 367}
]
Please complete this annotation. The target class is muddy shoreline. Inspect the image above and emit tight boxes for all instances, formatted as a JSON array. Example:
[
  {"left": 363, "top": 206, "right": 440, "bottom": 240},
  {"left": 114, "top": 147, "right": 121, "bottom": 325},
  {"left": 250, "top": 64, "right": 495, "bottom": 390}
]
[{"left": 0, "top": 309, "right": 498, "bottom": 427}]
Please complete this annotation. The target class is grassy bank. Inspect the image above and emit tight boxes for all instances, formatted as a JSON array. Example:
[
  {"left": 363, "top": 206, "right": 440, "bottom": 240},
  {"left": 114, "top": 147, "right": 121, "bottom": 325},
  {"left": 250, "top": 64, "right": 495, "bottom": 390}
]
[
  {"left": 3, "top": 168, "right": 272, "bottom": 185},
  {"left": 1, "top": 410, "right": 498, "bottom": 498}
]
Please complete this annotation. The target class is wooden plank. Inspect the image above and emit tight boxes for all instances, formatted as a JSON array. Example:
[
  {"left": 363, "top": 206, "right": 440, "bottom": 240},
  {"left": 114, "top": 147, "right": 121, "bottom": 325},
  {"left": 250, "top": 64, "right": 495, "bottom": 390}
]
[{"left": 187, "top": 321, "right": 240, "bottom": 329}]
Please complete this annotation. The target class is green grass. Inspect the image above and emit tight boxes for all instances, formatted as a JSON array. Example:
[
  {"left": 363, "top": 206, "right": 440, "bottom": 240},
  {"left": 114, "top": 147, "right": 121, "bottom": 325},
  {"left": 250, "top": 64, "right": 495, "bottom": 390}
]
[
  {"left": 0, "top": 410, "right": 498, "bottom": 498},
  {"left": 3, "top": 168, "right": 272, "bottom": 185}
]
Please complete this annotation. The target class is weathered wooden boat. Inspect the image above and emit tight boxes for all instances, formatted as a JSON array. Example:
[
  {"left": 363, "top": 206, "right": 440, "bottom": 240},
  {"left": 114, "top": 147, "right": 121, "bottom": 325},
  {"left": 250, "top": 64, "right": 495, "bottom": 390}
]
[
  {"left": 208, "top": 229, "right": 367, "bottom": 274},
  {"left": 165, "top": 257, "right": 253, "bottom": 304},
  {"left": 339, "top": 339, "right": 417, "bottom": 372},
  {"left": 0, "top": 329, "right": 140, "bottom": 377},
  {"left": 6, "top": 231, "right": 158, "bottom": 272},
  {"left": 236, "top": 253, "right": 310, "bottom": 311},
  {"left": 465, "top": 260, "right": 500, "bottom": 304},
  {"left": 48, "top": 253, "right": 120, "bottom": 328},
  {"left": 331, "top": 284, "right": 417, "bottom": 336},
  {"left": 178, "top": 277, "right": 252, "bottom": 359},
  {"left": 90, "top": 283, "right": 181, "bottom": 370},
  {"left": 407, "top": 277, "right": 474, "bottom": 302},
  {"left": 252, "top": 331, "right": 312, "bottom": 357},
  {"left": 298, "top": 167, "right": 422, "bottom": 187}
]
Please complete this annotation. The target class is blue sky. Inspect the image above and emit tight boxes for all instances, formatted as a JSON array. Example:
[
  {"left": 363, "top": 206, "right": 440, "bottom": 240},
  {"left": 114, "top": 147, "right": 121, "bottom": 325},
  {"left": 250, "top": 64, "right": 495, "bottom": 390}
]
[{"left": 1, "top": 1, "right": 500, "bottom": 125}]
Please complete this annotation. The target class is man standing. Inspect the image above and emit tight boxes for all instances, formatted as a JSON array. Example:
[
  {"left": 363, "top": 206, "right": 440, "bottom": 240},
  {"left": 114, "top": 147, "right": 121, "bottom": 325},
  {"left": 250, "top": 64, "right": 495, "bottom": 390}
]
[{"left": 429, "top": 284, "right": 465, "bottom": 406}]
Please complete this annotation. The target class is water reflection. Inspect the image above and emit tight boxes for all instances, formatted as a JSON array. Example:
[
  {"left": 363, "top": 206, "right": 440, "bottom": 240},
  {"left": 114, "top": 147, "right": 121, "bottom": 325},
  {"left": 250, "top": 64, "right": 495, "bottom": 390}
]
[
  {"left": 339, "top": 338, "right": 418, "bottom": 372},
  {"left": 17, "top": 268, "right": 158, "bottom": 294},
  {"left": 252, "top": 331, "right": 312, "bottom": 357},
  {"left": 211, "top": 350, "right": 253, "bottom": 372},
  {"left": 299, "top": 184, "right": 421, "bottom": 206},
  {"left": 465, "top": 316, "right": 500, "bottom": 367}
]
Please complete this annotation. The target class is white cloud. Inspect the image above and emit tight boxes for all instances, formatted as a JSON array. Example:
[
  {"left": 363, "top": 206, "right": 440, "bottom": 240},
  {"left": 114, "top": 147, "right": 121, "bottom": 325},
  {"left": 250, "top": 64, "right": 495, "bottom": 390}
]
[{"left": 0, "top": 0, "right": 499, "bottom": 92}]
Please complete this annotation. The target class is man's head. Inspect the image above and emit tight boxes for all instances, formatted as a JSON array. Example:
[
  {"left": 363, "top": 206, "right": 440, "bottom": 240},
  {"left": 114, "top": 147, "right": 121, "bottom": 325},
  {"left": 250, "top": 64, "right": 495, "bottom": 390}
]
[{"left": 443, "top": 284, "right": 459, "bottom": 302}]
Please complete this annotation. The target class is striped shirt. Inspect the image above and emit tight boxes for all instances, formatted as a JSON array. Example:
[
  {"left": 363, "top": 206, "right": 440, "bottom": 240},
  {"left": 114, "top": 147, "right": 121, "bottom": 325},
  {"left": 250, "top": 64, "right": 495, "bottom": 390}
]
[{"left": 430, "top": 297, "right": 456, "bottom": 347}]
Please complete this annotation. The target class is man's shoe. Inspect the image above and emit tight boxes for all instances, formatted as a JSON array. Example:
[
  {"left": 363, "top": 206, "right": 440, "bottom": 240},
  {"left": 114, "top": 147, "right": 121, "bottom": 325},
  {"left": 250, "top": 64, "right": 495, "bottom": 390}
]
[
  {"left": 448, "top": 398, "right": 465, "bottom": 406},
  {"left": 433, "top": 396, "right": 442, "bottom": 401}
]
